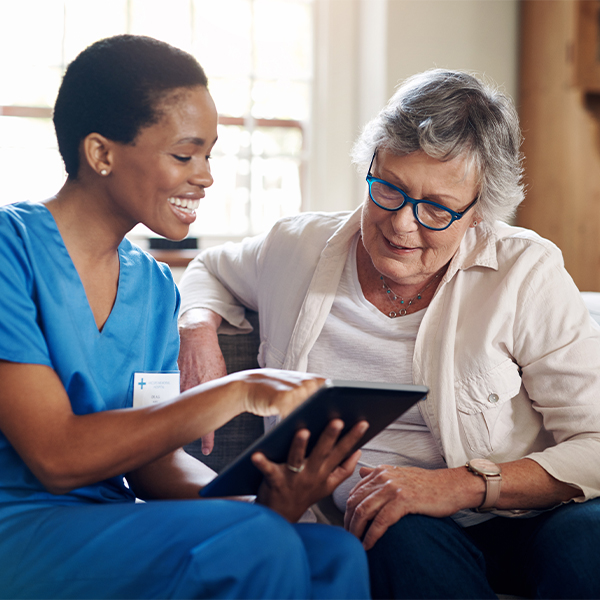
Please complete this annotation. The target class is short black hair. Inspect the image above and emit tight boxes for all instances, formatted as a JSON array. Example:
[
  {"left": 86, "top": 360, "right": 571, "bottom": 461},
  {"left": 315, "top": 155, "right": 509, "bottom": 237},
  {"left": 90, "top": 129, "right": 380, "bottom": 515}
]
[{"left": 53, "top": 34, "right": 208, "bottom": 178}]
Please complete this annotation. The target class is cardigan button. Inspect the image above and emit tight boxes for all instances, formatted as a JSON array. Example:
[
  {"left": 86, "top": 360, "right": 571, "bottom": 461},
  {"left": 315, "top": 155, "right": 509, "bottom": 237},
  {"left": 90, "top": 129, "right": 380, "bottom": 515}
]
[{"left": 488, "top": 393, "right": 499, "bottom": 404}]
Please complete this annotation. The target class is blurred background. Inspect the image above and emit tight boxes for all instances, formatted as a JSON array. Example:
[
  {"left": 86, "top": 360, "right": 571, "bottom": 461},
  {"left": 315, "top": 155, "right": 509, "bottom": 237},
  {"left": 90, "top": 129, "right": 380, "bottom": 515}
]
[{"left": 1, "top": 0, "right": 599, "bottom": 290}]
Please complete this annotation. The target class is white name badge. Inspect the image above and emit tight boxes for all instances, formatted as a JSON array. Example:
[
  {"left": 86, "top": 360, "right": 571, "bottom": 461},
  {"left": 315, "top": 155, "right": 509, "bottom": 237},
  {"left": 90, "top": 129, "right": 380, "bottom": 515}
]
[{"left": 133, "top": 372, "right": 180, "bottom": 408}]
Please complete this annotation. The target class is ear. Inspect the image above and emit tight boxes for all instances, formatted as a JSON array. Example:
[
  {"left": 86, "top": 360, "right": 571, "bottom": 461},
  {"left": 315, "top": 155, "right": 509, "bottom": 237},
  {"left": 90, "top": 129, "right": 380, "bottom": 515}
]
[
  {"left": 469, "top": 212, "right": 482, "bottom": 228},
  {"left": 82, "top": 133, "right": 114, "bottom": 177}
]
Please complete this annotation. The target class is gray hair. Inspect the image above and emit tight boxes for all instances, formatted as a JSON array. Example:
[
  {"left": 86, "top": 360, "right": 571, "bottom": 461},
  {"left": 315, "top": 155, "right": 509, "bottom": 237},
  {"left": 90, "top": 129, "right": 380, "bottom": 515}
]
[{"left": 351, "top": 69, "right": 524, "bottom": 224}]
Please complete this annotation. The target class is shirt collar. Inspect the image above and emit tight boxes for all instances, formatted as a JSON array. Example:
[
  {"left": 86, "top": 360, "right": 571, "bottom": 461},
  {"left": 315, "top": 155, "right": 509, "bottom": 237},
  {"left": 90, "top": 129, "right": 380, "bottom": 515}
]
[{"left": 447, "top": 220, "right": 499, "bottom": 281}]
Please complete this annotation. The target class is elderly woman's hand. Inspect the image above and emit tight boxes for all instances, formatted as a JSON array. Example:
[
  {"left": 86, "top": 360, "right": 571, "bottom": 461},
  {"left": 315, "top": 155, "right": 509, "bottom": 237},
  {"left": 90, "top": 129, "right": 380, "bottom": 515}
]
[
  {"left": 178, "top": 308, "right": 227, "bottom": 455},
  {"left": 344, "top": 465, "right": 469, "bottom": 550},
  {"left": 252, "top": 419, "right": 369, "bottom": 522}
]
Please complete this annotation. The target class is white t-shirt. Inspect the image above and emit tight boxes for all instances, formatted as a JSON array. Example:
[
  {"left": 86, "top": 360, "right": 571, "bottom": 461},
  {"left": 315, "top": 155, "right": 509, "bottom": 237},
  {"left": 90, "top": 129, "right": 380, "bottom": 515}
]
[{"left": 307, "top": 234, "right": 481, "bottom": 526}]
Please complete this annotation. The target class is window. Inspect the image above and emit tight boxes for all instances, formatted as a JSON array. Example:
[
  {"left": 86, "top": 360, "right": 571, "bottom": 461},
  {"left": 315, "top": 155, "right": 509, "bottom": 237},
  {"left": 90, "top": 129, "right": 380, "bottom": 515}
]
[{"left": 0, "top": 0, "right": 313, "bottom": 244}]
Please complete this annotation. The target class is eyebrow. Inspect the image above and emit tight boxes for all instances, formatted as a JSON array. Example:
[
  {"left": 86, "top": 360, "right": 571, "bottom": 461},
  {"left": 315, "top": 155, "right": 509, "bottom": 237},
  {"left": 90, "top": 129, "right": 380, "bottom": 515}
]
[
  {"left": 378, "top": 167, "right": 461, "bottom": 206},
  {"left": 175, "top": 135, "right": 218, "bottom": 147}
]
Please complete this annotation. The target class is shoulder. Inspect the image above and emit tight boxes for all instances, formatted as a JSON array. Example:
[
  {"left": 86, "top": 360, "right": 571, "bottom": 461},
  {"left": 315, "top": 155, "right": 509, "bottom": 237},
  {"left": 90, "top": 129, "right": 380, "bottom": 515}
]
[
  {"left": 0, "top": 204, "right": 24, "bottom": 252},
  {"left": 471, "top": 222, "right": 575, "bottom": 309},
  {"left": 0, "top": 200, "right": 35, "bottom": 219},
  {"left": 261, "top": 211, "right": 357, "bottom": 263},
  {"left": 491, "top": 221, "right": 564, "bottom": 269},
  {"left": 268, "top": 211, "right": 355, "bottom": 242},
  {"left": 493, "top": 221, "right": 560, "bottom": 252},
  {"left": 456, "top": 222, "right": 569, "bottom": 302},
  {"left": 468, "top": 221, "right": 565, "bottom": 272},
  {"left": 0, "top": 202, "right": 48, "bottom": 276},
  {"left": 0, "top": 201, "right": 42, "bottom": 235}
]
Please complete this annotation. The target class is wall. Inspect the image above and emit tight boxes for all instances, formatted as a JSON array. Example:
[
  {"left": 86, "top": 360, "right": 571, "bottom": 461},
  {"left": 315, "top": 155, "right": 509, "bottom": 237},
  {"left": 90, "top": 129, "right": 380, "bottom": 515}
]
[
  {"left": 307, "top": 0, "right": 520, "bottom": 213},
  {"left": 518, "top": 0, "right": 600, "bottom": 292}
]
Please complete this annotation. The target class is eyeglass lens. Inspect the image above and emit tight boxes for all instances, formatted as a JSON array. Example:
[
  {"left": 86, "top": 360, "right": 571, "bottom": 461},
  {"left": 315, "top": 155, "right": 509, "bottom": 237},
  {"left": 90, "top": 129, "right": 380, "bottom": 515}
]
[{"left": 369, "top": 180, "right": 453, "bottom": 229}]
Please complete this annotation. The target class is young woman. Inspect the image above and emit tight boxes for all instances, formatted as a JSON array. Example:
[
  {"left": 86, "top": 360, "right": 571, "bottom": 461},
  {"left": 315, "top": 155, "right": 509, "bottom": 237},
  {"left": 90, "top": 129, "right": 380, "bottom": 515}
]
[{"left": 0, "top": 35, "right": 370, "bottom": 599}]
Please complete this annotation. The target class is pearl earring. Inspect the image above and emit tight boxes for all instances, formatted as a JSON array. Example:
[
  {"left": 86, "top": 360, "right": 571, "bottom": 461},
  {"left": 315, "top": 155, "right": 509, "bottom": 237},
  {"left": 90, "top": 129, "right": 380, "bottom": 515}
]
[
  {"left": 473, "top": 220, "right": 478, "bottom": 226},
  {"left": 100, "top": 169, "right": 108, "bottom": 176}
]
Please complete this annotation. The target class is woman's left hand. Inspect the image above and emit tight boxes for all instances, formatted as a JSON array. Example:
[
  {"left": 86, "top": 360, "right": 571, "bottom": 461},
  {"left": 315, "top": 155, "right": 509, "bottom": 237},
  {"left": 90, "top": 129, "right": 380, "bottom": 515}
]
[
  {"left": 252, "top": 419, "right": 369, "bottom": 522},
  {"left": 344, "top": 465, "right": 467, "bottom": 550}
]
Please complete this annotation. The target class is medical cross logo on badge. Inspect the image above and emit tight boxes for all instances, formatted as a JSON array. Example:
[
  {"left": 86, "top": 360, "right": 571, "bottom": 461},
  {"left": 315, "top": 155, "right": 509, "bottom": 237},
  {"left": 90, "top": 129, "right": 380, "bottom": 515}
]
[{"left": 133, "top": 372, "right": 180, "bottom": 408}]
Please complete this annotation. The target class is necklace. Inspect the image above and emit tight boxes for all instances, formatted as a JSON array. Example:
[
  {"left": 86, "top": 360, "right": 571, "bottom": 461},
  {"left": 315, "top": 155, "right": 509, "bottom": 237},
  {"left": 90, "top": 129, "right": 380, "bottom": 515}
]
[{"left": 379, "top": 273, "right": 441, "bottom": 318}]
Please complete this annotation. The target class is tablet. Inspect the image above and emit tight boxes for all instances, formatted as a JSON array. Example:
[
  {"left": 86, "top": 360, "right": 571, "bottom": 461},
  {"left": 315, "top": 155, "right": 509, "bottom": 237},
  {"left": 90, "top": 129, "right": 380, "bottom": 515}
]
[{"left": 200, "top": 380, "right": 428, "bottom": 498}]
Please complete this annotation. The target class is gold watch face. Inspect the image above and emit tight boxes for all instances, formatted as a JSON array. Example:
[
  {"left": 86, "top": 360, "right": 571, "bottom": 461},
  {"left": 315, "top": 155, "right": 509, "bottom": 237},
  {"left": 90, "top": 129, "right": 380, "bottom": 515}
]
[{"left": 468, "top": 458, "right": 502, "bottom": 476}]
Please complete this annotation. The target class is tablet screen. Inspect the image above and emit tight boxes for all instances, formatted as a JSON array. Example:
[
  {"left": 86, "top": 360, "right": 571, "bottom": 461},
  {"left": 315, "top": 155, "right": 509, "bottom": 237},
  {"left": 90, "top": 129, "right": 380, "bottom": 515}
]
[{"left": 200, "top": 380, "right": 428, "bottom": 498}]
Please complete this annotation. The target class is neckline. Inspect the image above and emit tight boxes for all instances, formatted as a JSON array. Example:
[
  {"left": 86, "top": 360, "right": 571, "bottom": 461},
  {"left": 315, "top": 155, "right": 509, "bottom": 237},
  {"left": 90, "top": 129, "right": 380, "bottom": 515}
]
[
  {"left": 37, "top": 202, "right": 125, "bottom": 335},
  {"left": 348, "top": 233, "right": 426, "bottom": 323}
]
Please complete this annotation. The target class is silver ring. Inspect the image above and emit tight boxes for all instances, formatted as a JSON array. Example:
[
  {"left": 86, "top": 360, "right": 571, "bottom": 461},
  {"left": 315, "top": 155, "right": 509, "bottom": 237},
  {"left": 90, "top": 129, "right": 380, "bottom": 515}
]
[{"left": 286, "top": 463, "right": 305, "bottom": 473}]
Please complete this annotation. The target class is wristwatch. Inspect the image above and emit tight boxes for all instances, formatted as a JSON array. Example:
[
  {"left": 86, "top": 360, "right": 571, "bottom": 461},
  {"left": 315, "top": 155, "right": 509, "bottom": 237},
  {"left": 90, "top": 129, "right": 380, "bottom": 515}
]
[{"left": 466, "top": 458, "right": 502, "bottom": 512}]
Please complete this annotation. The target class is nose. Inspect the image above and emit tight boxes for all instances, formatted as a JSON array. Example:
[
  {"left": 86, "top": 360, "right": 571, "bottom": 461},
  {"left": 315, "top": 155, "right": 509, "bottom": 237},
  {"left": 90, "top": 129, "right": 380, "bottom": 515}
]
[
  {"left": 390, "top": 202, "right": 419, "bottom": 233},
  {"left": 189, "top": 158, "right": 214, "bottom": 189}
]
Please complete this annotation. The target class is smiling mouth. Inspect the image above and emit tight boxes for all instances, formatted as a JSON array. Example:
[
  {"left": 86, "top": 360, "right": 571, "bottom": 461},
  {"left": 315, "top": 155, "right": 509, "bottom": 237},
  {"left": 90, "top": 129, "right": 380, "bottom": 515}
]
[
  {"left": 387, "top": 239, "right": 417, "bottom": 251},
  {"left": 167, "top": 197, "right": 200, "bottom": 214}
]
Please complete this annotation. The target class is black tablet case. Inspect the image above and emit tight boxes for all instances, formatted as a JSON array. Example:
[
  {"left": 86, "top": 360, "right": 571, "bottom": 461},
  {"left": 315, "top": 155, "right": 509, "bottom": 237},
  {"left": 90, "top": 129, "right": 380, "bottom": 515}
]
[{"left": 200, "top": 380, "right": 428, "bottom": 498}]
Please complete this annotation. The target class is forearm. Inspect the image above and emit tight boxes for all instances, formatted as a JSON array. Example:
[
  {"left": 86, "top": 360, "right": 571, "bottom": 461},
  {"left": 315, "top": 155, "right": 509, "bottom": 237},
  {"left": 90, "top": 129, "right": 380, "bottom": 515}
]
[
  {"left": 346, "top": 457, "right": 584, "bottom": 550},
  {"left": 451, "top": 458, "right": 582, "bottom": 511},
  {"left": 178, "top": 307, "right": 222, "bottom": 332},
  {"left": 127, "top": 448, "right": 218, "bottom": 500},
  {"left": 50, "top": 384, "right": 243, "bottom": 494},
  {"left": 178, "top": 307, "right": 227, "bottom": 395},
  {"left": 2, "top": 358, "right": 323, "bottom": 497},
  {"left": 59, "top": 370, "right": 322, "bottom": 494},
  {"left": 1, "top": 362, "right": 244, "bottom": 494}
]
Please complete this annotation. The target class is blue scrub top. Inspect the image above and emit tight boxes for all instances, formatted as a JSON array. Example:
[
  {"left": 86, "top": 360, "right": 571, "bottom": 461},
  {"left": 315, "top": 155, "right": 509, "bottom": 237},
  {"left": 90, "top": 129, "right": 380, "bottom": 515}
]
[{"left": 0, "top": 202, "right": 180, "bottom": 508}]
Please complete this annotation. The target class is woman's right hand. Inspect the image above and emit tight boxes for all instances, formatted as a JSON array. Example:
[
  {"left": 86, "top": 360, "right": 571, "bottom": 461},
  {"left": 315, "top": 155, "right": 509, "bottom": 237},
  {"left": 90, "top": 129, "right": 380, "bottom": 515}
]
[
  {"left": 252, "top": 418, "right": 369, "bottom": 522},
  {"left": 178, "top": 308, "right": 227, "bottom": 455}
]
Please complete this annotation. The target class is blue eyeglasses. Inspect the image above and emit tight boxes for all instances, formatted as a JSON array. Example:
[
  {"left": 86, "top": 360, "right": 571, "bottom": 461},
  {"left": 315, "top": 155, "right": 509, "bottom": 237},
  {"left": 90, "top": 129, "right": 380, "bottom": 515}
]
[{"left": 366, "top": 152, "right": 478, "bottom": 231}]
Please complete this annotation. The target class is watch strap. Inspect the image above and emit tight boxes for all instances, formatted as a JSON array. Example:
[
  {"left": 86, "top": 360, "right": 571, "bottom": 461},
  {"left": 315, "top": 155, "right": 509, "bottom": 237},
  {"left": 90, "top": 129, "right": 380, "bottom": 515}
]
[
  {"left": 466, "top": 460, "right": 502, "bottom": 512},
  {"left": 478, "top": 473, "right": 502, "bottom": 511}
]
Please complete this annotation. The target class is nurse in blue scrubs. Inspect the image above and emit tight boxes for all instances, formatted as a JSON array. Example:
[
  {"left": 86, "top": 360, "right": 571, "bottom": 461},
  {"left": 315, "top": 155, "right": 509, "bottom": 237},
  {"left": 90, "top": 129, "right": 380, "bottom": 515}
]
[{"left": 0, "top": 35, "right": 370, "bottom": 599}]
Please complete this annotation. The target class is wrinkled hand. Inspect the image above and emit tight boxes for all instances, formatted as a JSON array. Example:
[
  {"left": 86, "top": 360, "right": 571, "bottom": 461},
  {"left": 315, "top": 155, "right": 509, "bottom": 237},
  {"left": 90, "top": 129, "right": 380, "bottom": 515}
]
[
  {"left": 345, "top": 465, "right": 466, "bottom": 550},
  {"left": 252, "top": 419, "right": 369, "bottom": 522},
  {"left": 178, "top": 309, "right": 227, "bottom": 455}
]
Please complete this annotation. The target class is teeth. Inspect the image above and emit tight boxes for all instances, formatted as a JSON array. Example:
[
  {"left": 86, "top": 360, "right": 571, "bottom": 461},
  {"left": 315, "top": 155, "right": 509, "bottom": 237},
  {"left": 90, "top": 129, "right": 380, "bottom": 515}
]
[{"left": 168, "top": 197, "right": 200, "bottom": 212}]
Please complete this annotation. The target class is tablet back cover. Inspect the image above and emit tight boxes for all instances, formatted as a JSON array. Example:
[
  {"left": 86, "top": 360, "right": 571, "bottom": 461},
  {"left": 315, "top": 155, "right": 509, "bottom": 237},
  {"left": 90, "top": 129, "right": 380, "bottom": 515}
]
[{"left": 200, "top": 381, "right": 428, "bottom": 498}]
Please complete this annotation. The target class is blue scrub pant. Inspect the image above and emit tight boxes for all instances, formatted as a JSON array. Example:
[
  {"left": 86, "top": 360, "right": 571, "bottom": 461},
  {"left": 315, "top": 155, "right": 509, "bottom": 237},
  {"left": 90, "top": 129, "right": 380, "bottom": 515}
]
[
  {"left": 0, "top": 499, "right": 370, "bottom": 599},
  {"left": 367, "top": 498, "right": 600, "bottom": 599}
]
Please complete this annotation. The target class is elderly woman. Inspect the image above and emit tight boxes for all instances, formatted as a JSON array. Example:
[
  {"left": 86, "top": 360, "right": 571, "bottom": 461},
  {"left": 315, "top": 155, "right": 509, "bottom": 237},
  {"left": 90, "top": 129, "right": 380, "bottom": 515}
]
[
  {"left": 0, "top": 35, "right": 371, "bottom": 599},
  {"left": 178, "top": 69, "right": 600, "bottom": 599}
]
